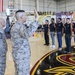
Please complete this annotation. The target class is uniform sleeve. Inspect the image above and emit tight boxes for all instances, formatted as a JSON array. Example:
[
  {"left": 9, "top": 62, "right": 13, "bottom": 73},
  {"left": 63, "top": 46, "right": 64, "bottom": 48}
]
[
  {"left": 0, "top": 32, "right": 7, "bottom": 51},
  {"left": 3, "top": 35, "right": 7, "bottom": 51},
  {"left": 25, "top": 21, "right": 40, "bottom": 37}
]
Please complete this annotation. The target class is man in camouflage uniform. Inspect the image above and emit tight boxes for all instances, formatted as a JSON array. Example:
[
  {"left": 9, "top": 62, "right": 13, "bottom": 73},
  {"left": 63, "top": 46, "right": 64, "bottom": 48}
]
[
  {"left": 11, "top": 9, "right": 39, "bottom": 75},
  {"left": 0, "top": 18, "right": 7, "bottom": 75}
]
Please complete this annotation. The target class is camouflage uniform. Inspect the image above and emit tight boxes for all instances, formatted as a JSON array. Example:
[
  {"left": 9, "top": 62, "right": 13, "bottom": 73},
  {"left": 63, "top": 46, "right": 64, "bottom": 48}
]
[
  {"left": 0, "top": 26, "right": 7, "bottom": 75},
  {"left": 11, "top": 21, "right": 39, "bottom": 75}
]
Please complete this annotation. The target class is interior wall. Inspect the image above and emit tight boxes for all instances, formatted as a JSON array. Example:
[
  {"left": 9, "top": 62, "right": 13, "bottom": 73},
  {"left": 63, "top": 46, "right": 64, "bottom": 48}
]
[
  {"left": 56, "top": 0, "right": 75, "bottom": 12},
  {"left": 2, "top": 0, "right": 56, "bottom": 12},
  {"left": 1, "top": 0, "right": 75, "bottom": 16},
  {"left": 39, "top": 0, "right": 56, "bottom": 12}
]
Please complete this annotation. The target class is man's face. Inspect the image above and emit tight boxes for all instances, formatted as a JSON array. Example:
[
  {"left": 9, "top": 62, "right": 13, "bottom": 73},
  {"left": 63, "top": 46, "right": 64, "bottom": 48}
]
[
  {"left": 51, "top": 19, "right": 54, "bottom": 23},
  {"left": 22, "top": 13, "right": 27, "bottom": 23},
  {"left": 58, "top": 19, "right": 60, "bottom": 22},
  {"left": 45, "top": 21, "right": 48, "bottom": 24}
]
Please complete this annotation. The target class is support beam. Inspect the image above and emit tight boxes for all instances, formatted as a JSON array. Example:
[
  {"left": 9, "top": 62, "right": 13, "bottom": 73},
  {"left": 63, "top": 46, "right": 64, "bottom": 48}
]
[
  {"left": 36, "top": 0, "right": 39, "bottom": 11},
  {"left": 20, "top": 0, "right": 22, "bottom": 9}
]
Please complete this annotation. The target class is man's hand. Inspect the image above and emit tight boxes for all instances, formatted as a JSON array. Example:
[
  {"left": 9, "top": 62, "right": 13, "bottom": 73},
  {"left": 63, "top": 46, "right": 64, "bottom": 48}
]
[{"left": 34, "top": 9, "right": 38, "bottom": 21}]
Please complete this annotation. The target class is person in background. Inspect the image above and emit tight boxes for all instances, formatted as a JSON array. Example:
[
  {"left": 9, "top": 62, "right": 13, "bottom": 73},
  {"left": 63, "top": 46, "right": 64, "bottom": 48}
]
[
  {"left": 0, "top": 18, "right": 7, "bottom": 75},
  {"left": 56, "top": 18, "right": 64, "bottom": 51},
  {"left": 4, "top": 16, "right": 11, "bottom": 38},
  {"left": 49, "top": 18, "right": 56, "bottom": 49},
  {"left": 43, "top": 20, "right": 49, "bottom": 46},
  {"left": 64, "top": 18, "right": 72, "bottom": 53},
  {"left": 11, "top": 9, "right": 39, "bottom": 75}
]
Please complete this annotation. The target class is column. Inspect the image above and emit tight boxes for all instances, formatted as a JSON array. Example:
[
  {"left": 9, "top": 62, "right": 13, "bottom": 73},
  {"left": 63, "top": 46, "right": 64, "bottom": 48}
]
[
  {"left": 20, "top": 0, "right": 22, "bottom": 9},
  {"left": 36, "top": 0, "right": 39, "bottom": 11}
]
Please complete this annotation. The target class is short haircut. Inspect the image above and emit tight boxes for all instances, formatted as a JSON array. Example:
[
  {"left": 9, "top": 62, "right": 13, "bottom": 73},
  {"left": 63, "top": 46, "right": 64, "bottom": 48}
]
[
  {"left": 51, "top": 18, "right": 54, "bottom": 21},
  {"left": 58, "top": 18, "right": 62, "bottom": 21},
  {"left": 46, "top": 20, "right": 49, "bottom": 22},
  {"left": 16, "top": 10, "right": 25, "bottom": 14},
  {"left": 66, "top": 18, "right": 70, "bottom": 20},
  {"left": 15, "top": 10, "right": 25, "bottom": 20}
]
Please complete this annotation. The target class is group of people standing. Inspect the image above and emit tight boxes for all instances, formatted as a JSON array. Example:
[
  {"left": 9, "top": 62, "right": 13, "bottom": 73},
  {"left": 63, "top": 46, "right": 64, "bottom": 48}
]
[
  {"left": 43, "top": 18, "right": 75, "bottom": 53},
  {"left": 0, "top": 9, "right": 39, "bottom": 75}
]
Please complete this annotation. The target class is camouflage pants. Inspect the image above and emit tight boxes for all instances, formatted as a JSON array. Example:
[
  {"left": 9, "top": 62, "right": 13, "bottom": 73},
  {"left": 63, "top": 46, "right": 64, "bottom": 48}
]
[
  {"left": 12, "top": 49, "right": 30, "bottom": 75},
  {"left": 0, "top": 53, "right": 6, "bottom": 75}
]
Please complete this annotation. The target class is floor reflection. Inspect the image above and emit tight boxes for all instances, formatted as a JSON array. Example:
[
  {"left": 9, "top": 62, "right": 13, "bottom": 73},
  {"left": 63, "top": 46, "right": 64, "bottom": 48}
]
[{"left": 31, "top": 46, "right": 75, "bottom": 75}]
